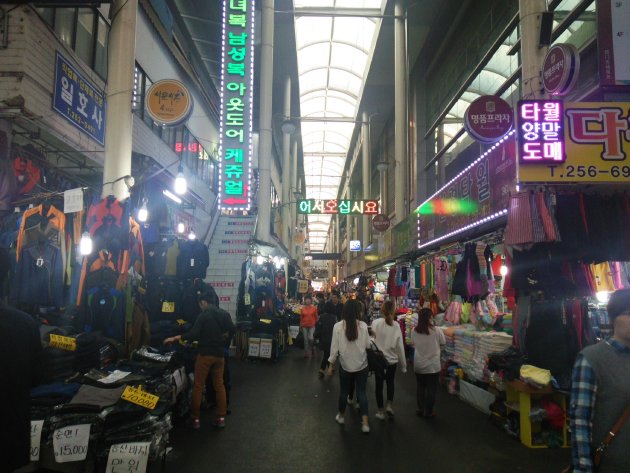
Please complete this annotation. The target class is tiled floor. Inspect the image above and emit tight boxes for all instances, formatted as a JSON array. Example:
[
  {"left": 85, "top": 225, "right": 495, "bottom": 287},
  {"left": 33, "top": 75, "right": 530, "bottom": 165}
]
[{"left": 168, "top": 348, "right": 570, "bottom": 473}]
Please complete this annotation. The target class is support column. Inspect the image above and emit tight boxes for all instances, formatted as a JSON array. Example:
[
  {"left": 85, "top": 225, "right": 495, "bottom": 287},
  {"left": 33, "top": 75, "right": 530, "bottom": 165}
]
[
  {"left": 281, "top": 76, "right": 291, "bottom": 247},
  {"left": 361, "top": 111, "right": 371, "bottom": 247},
  {"left": 102, "top": 0, "right": 137, "bottom": 200},
  {"left": 394, "top": 0, "right": 408, "bottom": 223},
  {"left": 256, "top": 0, "right": 274, "bottom": 242},
  {"left": 291, "top": 137, "right": 298, "bottom": 257},
  {"left": 519, "top": 0, "right": 548, "bottom": 99}
]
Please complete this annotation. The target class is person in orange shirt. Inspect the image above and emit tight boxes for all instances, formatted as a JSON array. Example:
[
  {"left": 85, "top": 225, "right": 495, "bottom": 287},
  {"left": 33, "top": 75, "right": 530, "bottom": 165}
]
[{"left": 300, "top": 295, "right": 318, "bottom": 358}]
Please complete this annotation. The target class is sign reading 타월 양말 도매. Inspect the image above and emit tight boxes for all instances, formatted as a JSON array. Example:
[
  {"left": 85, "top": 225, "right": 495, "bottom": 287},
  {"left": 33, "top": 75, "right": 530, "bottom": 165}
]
[
  {"left": 518, "top": 102, "right": 630, "bottom": 183},
  {"left": 418, "top": 137, "right": 516, "bottom": 247},
  {"left": 218, "top": 0, "right": 255, "bottom": 210}
]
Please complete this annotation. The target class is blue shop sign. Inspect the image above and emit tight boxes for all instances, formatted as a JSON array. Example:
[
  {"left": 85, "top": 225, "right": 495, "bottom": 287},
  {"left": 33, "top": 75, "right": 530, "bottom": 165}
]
[{"left": 52, "top": 52, "right": 106, "bottom": 145}]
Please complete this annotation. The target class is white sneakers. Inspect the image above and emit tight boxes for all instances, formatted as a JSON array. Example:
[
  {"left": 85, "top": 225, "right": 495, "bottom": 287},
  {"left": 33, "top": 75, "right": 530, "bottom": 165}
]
[
  {"left": 375, "top": 411, "right": 386, "bottom": 420},
  {"left": 335, "top": 413, "right": 345, "bottom": 425},
  {"left": 361, "top": 423, "right": 370, "bottom": 434},
  {"left": 335, "top": 413, "right": 370, "bottom": 433},
  {"left": 386, "top": 405, "right": 395, "bottom": 417}
]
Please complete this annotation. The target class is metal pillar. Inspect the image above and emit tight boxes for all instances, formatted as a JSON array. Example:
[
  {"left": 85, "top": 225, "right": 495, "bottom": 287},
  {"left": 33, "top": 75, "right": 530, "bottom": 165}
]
[
  {"left": 102, "top": 0, "right": 137, "bottom": 200},
  {"left": 394, "top": 0, "right": 408, "bottom": 223},
  {"left": 519, "top": 0, "right": 548, "bottom": 99},
  {"left": 281, "top": 76, "right": 291, "bottom": 247},
  {"left": 361, "top": 111, "right": 371, "bottom": 246},
  {"left": 291, "top": 137, "right": 298, "bottom": 257},
  {"left": 256, "top": 0, "right": 274, "bottom": 242}
]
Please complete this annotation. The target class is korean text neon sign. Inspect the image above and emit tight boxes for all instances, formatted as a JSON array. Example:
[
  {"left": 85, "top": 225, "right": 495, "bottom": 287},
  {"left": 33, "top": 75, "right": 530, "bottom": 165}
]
[
  {"left": 218, "top": 0, "right": 255, "bottom": 210},
  {"left": 297, "top": 199, "right": 379, "bottom": 215},
  {"left": 517, "top": 100, "right": 565, "bottom": 164}
]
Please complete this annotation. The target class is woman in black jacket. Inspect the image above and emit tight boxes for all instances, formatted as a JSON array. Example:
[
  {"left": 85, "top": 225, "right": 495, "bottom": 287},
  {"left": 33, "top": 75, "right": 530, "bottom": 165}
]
[{"left": 316, "top": 309, "right": 338, "bottom": 378}]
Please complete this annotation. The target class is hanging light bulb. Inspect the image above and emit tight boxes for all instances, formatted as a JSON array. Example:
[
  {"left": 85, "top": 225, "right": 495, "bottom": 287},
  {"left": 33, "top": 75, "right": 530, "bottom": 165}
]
[
  {"left": 256, "top": 255, "right": 264, "bottom": 265},
  {"left": 500, "top": 264, "right": 508, "bottom": 277},
  {"left": 174, "top": 165, "right": 187, "bottom": 195},
  {"left": 188, "top": 228, "right": 196, "bottom": 240},
  {"left": 596, "top": 291, "right": 610, "bottom": 304},
  {"left": 177, "top": 222, "right": 186, "bottom": 234},
  {"left": 79, "top": 232, "right": 93, "bottom": 256},
  {"left": 138, "top": 198, "right": 148, "bottom": 223}
]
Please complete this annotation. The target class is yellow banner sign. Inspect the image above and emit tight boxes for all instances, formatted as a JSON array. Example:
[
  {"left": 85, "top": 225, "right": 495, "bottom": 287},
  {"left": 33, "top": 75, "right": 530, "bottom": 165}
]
[
  {"left": 49, "top": 334, "right": 77, "bottom": 352},
  {"left": 121, "top": 386, "right": 159, "bottom": 410},
  {"left": 162, "top": 301, "right": 175, "bottom": 313},
  {"left": 519, "top": 102, "right": 630, "bottom": 183}
]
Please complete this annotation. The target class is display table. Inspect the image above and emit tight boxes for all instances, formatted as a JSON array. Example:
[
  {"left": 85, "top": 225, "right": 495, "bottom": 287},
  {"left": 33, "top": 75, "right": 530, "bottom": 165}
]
[{"left": 505, "top": 379, "right": 569, "bottom": 448}]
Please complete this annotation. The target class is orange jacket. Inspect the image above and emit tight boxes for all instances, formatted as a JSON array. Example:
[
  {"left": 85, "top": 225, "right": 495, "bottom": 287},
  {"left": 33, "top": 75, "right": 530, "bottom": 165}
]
[{"left": 300, "top": 305, "right": 318, "bottom": 328}]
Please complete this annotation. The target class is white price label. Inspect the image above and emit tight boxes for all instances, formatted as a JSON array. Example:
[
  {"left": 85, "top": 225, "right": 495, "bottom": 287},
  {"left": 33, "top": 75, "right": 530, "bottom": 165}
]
[
  {"left": 106, "top": 442, "right": 150, "bottom": 473},
  {"left": 53, "top": 424, "right": 91, "bottom": 463},
  {"left": 63, "top": 187, "right": 84, "bottom": 213},
  {"left": 30, "top": 420, "right": 44, "bottom": 461},
  {"left": 260, "top": 339, "right": 273, "bottom": 359}
]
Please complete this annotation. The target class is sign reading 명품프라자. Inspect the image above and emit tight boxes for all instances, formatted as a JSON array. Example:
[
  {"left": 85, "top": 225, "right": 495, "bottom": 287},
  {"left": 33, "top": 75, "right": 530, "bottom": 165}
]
[
  {"left": 542, "top": 43, "right": 580, "bottom": 95},
  {"left": 218, "top": 0, "right": 255, "bottom": 211},
  {"left": 145, "top": 79, "right": 193, "bottom": 126},
  {"left": 372, "top": 214, "right": 390, "bottom": 232},
  {"left": 464, "top": 96, "right": 513, "bottom": 143},
  {"left": 518, "top": 102, "right": 630, "bottom": 183}
]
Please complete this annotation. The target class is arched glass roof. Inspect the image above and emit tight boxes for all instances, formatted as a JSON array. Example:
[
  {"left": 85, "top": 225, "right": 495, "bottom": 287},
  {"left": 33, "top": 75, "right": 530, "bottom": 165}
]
[{"left": 294, "top": 0, "right": 382, "bottom": 252}]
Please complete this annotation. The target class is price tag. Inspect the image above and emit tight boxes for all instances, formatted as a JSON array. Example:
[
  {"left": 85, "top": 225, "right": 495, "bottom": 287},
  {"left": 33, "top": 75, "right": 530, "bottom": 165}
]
[
  {"left": 52, "top": 424, "right": 90, "bottom": 463},
  {"left": 248, "top": 337, "right": 260, "bottom": 357},
  {"left": 176, "top": 319, "right": 186, "bottom": 325},
  {"left": 162, "top": 301, "right": 175, "bottom": 313},
  {"left": 106, "top": 442, "right": 150, "bottom": 473},
  {"left": 190, "top": 258, "right": 195, "bottom": 267},
  {"left": 30, "top": 420, "right": 44, "bottom": 461},
  {"left": 49, "top": 334, "right": 77, "bottom": 351},
  {"left": 260, "top": 339, "right": 273, "bottom": 359},
  {"left": 63, "top": 187, "right": 84, "bottom": 214},
  {"left": 244, "top": 293, "right": 251, "bottom": 305},
  {"left": 121, "top": 386, "right": 159, "bottom": 410}
]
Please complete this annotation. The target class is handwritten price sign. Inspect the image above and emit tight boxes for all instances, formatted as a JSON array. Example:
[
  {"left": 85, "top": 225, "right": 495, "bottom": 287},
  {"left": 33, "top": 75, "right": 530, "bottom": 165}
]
[
  {"left": 49, "top": 334, "right": 77, "bottom": 351},
  {"left": 52, "top": 424, "right": 90, "bottom": 463},
  {"left": 106, "top": 442, "right": 150, "bottom": 473},
  {"left": 121, "top": 386, "right": 159, "bottom": 410}
]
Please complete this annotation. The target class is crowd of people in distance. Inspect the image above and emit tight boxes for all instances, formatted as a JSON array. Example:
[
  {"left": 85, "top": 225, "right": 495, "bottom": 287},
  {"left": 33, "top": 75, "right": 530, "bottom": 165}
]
[{"left": 300, "top": 290, "right": 445, "bottom": 434}]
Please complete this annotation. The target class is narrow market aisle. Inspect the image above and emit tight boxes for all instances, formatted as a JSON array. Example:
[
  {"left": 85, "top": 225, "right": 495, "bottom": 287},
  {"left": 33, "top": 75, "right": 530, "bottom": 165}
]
[{"left": 168, "top": 349, "right": 570, "bottom": 473}]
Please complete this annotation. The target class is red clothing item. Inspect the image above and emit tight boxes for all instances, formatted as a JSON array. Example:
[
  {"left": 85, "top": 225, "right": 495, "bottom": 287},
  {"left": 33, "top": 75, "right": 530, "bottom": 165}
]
[{"left": 300, "top": 305, "right": 318, "bottom": 328}]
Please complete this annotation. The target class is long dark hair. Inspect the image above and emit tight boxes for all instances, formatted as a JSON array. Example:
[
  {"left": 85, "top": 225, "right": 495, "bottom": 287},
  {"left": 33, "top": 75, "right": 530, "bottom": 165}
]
[
  {"left": 342, "top": 299, "right": 363, "bottom": 341},
  {"left": 415, "top": 308, "right": 434, "bottom": 335},
  {"left": 382, "top": 300, "right": 395, "bottom": 326}
]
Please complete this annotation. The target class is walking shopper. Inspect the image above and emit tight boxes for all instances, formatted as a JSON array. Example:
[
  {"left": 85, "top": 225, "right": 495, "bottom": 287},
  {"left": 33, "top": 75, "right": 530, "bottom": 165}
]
[
  {"left": 371, "top": 300, "right": 407, "bottom": 420},
  {"left": 164, "top": 293, "right": 235, "bottom": 429},
  {"left": 569, "top": 288, "right": 630, "bottom": 473},
  {"left": 324, "top": 290, "right": 345, "bottom": 321},
  {"left": 328, "top": 300, "right": 372, "bottom": 433},
  {"left": 315, "top": 308, "right": 337, "bottom": 378},
  {"left": 300, "top": 295, "right": 318, "bottom": 358},
  {"left": 412, "top": 308, "right": 446, "bottom": 418}
]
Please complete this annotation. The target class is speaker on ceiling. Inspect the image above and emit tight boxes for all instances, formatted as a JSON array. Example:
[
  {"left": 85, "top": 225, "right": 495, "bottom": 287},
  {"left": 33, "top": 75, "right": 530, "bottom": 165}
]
[{"left": 539, "top": 11, "right": 554, "bottom": 46}]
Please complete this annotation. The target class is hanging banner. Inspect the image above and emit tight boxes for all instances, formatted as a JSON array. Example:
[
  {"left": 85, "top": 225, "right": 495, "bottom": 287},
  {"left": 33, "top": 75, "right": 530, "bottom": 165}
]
[
  {"left": 518, "top": 102, "right": 630, "bottom": 183},
  {"left": 418, "top": 136, "right": 516, "bottom": 247},
  {"left": 597, "top": 0, "right": 630, "bottom": 86},
  {"left": 52, "top": 52, "right": 105, "bottom": 145},
  {"left": 218, "top": 0, "right": 255, "bottom": 210}
]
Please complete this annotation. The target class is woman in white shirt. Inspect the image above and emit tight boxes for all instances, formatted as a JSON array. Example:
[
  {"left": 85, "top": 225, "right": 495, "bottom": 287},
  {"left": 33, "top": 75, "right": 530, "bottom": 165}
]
[
  {"left": 371, "top": 300, "right": 407, "bottom": 420},
  {"left": 411, "top": 308, "right": 446, "bottom": 418},
  {"left": 327, "top": 299, "right": 371, "bottom": 433}
]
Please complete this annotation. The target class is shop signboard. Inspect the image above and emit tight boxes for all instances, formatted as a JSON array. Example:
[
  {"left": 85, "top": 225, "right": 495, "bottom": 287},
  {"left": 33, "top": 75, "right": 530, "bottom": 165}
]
[
  {"left": 349, "top": 240, "right": 362, "bottom": 252},
  {"left": 597, "top": 0, "right": 630, "bottom": 86},
  {"left": 145, "top": 79, "right": 193, "bottom": 126},
  {"left": 391, "top": 212, "right": 417, "bottom": 256},
  {"left": 464, "top": 96, "right": 513, "bottom": 143},
  {"left": 297, "top": 199, "right": 379, "bottom": 215},
  {"left": 418, "top": 136, "right": 516, "bottom": 247},
  {"left": 218, "top": 0, "right": 255, "bottom": 210},
  {"left": 372, "top": 213, "right": 390, "bottom": 232},
  {"left": 519, "top": 102, "right": 630, "bottom": 183},
  {"left": 52, "top": 52, "right": 106, "bottom": 145},
  {"left": 516, "top": 100, "right": 565, "bottom": 164},
  {"left": 542, "top": 44, "right": 580, "bottom": 95}
]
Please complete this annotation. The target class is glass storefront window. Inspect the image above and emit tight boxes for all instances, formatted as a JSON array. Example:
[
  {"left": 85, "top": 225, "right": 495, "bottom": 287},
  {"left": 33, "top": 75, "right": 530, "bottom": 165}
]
[
  {"left": 75, "top": 9, "right": 95, "bottom": 66},
  {"left": 54, "top": 8, "right": 76, "bottom": 48},
  {"left": 94, "top": 16, "right": 109, "bottom": 79}
]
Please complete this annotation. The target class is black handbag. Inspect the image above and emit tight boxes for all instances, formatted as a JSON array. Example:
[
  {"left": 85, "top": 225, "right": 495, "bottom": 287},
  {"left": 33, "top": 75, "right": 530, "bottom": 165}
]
[{"left": 367, "top": 340, "right": 388, "bottom": 378}]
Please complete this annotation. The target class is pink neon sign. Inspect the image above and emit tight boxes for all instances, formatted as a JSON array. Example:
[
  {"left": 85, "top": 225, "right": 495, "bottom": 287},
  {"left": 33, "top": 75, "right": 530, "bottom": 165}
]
[{"left": 517, "top": 100, "right": 565, "bottom": 164}]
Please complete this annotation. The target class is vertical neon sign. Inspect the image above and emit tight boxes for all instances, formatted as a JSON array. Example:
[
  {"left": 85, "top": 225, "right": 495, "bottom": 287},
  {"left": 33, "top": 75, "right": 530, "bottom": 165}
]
[
  {"left": 219, "top": 0, "right": 255, "bottom": 210},
  {"left": 517, "top": 100, "right": 565, "bottom": 164}
]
